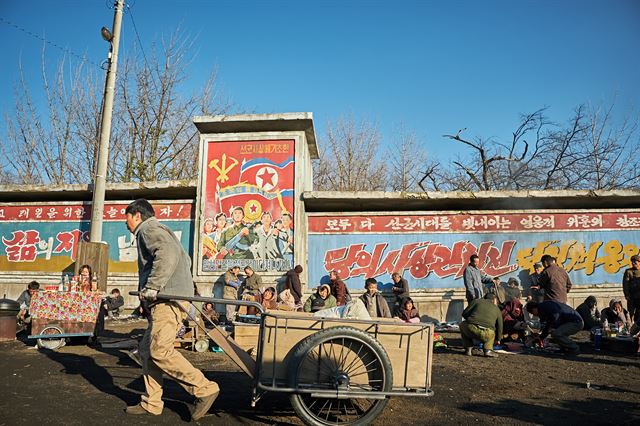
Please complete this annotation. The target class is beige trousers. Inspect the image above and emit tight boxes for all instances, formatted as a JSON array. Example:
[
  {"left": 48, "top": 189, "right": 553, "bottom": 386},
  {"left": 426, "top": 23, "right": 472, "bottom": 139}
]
[{"left": 138, "top": 302, "right": 219, "bottom": 414}]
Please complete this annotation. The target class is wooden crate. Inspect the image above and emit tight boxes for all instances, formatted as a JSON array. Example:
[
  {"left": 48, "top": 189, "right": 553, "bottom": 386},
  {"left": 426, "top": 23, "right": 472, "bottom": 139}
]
[
  {"left": 233, "top": 322, "right": 260, "bottom": 352},
  {"left": 258, "top": 311, "right": 433, "bottom": 390}
]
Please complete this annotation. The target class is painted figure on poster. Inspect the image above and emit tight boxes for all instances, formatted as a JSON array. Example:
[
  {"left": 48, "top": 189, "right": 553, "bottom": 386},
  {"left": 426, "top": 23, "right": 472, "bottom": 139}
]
[
  {"left": 217, "top": 207, "right": 256, "bottom": 259},
  {"left": 201, "top": 218, "right": 216, "bottom": 259},
  {"left": 201, "top": 213, "right": 228, "bottom": 260},
  {"left": 250, "top": 212, "right": 282, "bottom": 260},
  {"left": 277, "top": 212, "right": 294, "bottom": 255}
]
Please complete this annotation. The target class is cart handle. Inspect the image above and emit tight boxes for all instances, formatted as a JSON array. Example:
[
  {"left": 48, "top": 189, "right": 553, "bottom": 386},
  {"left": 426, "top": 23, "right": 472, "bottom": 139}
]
[{"left": 128, "top": 291, "right": 265, "bottom": 314}]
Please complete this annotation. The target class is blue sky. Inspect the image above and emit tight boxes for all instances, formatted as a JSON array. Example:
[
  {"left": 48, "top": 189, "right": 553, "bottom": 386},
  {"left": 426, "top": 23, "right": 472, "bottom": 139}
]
[{"left": 1, "top": 0, "right": 638, "bottom": 161}]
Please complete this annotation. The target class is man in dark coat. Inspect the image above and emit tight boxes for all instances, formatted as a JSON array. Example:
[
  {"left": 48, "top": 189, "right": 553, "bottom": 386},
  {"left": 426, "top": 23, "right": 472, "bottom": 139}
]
[
  {"left": 539, "top": 255, "right": 572, "bottom": 304},
  {"left": 285, "top": 265, "right": 304, "bottom": 305},
  {"left": 575, "top": 295, "right": 601, "bottom": 330},
  {"left": 391, "top": 272, "right": 409, "bottom": 315},
  {"left": 528, "top": 262, "right": 545, "bottom": 303},
  {"left": 622, "top": 255, "right": 640, "bottom": 322}
]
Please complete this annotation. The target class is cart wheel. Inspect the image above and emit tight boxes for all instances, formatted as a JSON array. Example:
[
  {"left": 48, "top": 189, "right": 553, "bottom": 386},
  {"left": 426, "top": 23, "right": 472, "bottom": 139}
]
[
  {"left": 195, "top": 339, "right": 210, "bottom": 353},
  {"left": 287, "top": 326, "right": 393, "bottom": 426},
  {"left": 37, "top": 326, "right": 66, "bottom": 350}
]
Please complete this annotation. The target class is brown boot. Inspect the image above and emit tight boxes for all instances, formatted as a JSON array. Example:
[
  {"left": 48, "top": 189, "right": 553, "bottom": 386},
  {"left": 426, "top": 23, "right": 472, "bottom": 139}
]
[
  {"left": 191, "top": 391, "right": 220, "bottom": 422},
  {"left": 484, "top": 349, "right": 498, "bottom": 358},
  {"left": 125, "top": 404, "right": 159, "bottom": 416}
]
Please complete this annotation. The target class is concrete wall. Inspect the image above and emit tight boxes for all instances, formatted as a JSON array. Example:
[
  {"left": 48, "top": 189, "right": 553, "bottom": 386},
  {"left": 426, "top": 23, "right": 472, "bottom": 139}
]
[{"left": 0, "top": 186, "right": 632, "bottom": 322}]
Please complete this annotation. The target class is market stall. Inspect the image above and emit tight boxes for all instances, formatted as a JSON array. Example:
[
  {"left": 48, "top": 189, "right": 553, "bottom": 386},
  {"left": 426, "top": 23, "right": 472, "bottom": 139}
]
[{"left": 28, "top": 290, "right": 104, "bottom": 349}]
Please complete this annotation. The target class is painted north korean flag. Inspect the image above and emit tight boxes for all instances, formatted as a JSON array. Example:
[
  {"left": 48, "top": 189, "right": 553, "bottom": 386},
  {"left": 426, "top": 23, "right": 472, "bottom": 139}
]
[{"left": 239, "top": 156, "right": 294, "bottom": 191}]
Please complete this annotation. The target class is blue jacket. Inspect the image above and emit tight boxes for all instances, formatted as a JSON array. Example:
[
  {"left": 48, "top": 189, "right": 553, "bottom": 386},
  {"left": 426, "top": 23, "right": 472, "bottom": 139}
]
[{"left": 463, "top": 264, "right": 494, "bottom": 301}]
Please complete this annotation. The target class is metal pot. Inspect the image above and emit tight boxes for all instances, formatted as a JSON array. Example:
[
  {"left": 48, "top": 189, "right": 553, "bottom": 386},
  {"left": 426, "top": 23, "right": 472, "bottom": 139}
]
[{"left": 0, "top": 295, "right": 20, "bottom": 317}]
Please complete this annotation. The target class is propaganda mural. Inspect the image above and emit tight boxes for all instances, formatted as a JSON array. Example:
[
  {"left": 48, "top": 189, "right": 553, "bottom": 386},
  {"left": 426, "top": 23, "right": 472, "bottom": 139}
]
[
  {"left": 198, "top": 139, "right": 295, "bottom": 273},
  {"left": 0, "top": 202, "right": 193, "bottom": 273},
  {"left": 307, "top": 212, "right": 640, "bottom": 290}
]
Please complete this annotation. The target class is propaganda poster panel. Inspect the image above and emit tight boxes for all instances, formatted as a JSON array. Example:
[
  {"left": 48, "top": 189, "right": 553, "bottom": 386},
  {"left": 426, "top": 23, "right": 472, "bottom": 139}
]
[
  {"left": 307, "top": 211, "right": 640, "bottom": 290},
  {"left": 0, "top": 202, "right": 193, "bottom": 273},
  {"left": 199, "top": 139, "right": 295, "bottom": 273}
]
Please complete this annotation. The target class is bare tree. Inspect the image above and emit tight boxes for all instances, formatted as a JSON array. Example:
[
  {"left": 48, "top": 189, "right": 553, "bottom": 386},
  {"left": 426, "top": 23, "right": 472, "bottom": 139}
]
[
  {"left": 110, "top": 30, "right": 230, "bottom": 182},
  {"left": 314, "top": 116, "right": 387, "bottom": 191},
  {"left": 426, "top": 102, "right": 639, "bottom": 192},
  {"left": 1, "top": 29, "right": 230, "bottom": 185},
  {"left": 577, "top": 101, "right": 640, "bottom": 189},
  {"left": 1, "top": 49, "right": 98, "bottom": 185},
  {"left": 387, "top": 124, "right": 428, "bottom": 192}
]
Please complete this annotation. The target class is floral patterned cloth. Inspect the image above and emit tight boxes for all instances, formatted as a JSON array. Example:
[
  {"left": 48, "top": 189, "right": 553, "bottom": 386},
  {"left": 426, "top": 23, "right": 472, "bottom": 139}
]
[{"left": 30, "top": 291, "right": 104, "bottom": 323}]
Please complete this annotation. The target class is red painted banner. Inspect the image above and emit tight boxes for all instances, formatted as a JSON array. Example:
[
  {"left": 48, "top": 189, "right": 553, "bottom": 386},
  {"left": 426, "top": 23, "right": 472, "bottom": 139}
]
[
  {"left": 0, "top": 203, "right": 193, "bottom": 222},
  {"left": 324, "top": 240, "right": 519, "bottom": 281},
  {"left": 309, "top": 212, "right": 640, "bottom": 233}
]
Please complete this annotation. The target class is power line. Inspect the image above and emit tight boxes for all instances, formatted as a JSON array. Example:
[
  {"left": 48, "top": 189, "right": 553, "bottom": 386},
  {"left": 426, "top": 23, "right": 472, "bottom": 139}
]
[
  {"left": 126, "top": 3, "right": 163, "bottom": 128},
  {"left": 126, "top": 3, "right": 158, "bottom": 93},
  {"left": 0, "top": 17, "right": 102, "bottom": 69}
]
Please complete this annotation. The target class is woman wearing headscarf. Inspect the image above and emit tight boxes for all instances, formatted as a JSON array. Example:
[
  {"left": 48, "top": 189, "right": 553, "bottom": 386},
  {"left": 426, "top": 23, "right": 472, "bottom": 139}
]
[{"left": 601, "top": 298, "right": 632, "bottom": 329}]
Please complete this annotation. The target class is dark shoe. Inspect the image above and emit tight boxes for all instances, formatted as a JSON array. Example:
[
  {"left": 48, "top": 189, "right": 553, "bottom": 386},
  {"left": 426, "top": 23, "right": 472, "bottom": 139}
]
[
  {"left": 464, "top": 347, "right": 473, "bottom": 356},
  {"left": 125, "top": 404, "right": 158, "bottom": 416},
  {"left": 191, "top": 391, "right": 219, "bottom": 421},
  {"left": 484, "top": 350, "right": 498, "bottom": 358},
  {"left": 127, "top": 349, "right": 143, "bottom": 367}
]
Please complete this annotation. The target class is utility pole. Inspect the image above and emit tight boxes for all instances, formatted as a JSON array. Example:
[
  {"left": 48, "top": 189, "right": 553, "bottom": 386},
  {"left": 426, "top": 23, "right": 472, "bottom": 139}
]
[{"left": 90, "top": 0, "right": 124, "bottom": 242}]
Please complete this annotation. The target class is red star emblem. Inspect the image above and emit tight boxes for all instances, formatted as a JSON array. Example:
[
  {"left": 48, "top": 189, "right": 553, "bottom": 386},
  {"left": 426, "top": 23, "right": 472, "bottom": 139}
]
[
  {"left": 249, "top": 203, "right": 258, "bottom": 213},
  {"left": 257, "top": 168, "right": 276, "bottom": 187}
]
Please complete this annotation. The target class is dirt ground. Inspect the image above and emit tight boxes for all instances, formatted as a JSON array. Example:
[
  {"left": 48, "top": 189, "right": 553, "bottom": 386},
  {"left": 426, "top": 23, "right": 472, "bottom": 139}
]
[{"left": 0, "top": 320, "right": 639, "bottom": 426}]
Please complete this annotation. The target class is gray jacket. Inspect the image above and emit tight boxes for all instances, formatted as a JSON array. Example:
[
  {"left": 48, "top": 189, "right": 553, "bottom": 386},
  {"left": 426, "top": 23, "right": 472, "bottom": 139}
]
[
  {"left": 463, "top": 264, "right": 493, "bottom": 301},
  {"left": 134, "top": 217, "right": 193, "bottom": 297}
]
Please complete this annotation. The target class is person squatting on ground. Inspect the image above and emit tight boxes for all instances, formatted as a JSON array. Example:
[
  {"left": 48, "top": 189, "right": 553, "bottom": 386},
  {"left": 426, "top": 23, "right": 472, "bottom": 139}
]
[
  {"left": 501, "top": 298, "right": 525, "bottom": 341},
  {"left": 16, "top": 281, "right": 39, "bottom": 327},
  {"left": 622, "top": 254, "right": 640, "bottom": 322},
  {"left": 539, "top": 255, "right": 572, "bottom": 304},
  {"left": 303, "top": 284, "right": 337, "bottom": 313},
  {"left": 359, "top": 278, "right": 392, "bottom": 318},
  {"left": 460, "top": 293, "right": 503, "bottom": 358},
  {"left": 391, "top": 272, "right": 410, "bottom": 315},
  {"left": 95, "top": 288, "right": 126, "bottom": 336},
  {"left": 525, "top": 300, "right": 583, "bottom": 354},
  {"left": 576, "top": 295, "right": 602, "bottom": 330},
  {"left": 463, "top": 254, "right": 500, "bottom": 303},
  {"left": 103, "top": 288, "right": 125, "bottom": 317},
  {"left": 123, "top": 199, "right": 220, "bottom": 420}
]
